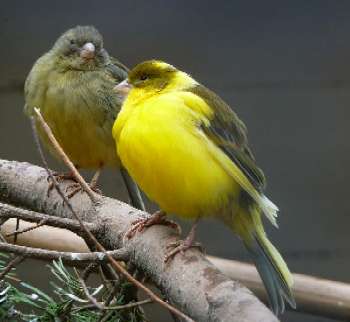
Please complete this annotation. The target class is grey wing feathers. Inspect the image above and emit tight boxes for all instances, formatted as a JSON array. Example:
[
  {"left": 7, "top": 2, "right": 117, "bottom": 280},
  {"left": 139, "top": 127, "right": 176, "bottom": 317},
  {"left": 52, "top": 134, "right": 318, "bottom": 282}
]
[{"left": 104, "top": 51, "right": 129, "bottom": 82}]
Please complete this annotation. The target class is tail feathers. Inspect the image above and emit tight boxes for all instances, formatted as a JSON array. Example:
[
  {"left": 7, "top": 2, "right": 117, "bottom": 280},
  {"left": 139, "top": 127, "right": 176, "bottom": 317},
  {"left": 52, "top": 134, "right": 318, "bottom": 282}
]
[
  {"left": 120, "top": 167, "right": 145, "bottom": 211},
  {"left": 245, "top": 234, "right": 296, "bottom": 315},
  {"left": 259, "top": 195, "right": 279, "bottom": 228}
]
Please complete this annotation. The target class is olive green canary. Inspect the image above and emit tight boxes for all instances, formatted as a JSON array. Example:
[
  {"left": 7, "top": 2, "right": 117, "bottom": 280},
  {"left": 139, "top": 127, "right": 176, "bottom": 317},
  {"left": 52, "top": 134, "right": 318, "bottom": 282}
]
[
  {"left": 113, "top": 60, "right": 295, "bottom": 314},
  {"left": 24, "top": 25, "right": 144, "bottom": 209}
]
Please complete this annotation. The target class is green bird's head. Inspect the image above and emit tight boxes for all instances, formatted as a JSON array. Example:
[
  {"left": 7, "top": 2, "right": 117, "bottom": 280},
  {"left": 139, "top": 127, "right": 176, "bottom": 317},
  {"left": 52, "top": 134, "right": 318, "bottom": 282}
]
[{"left": 51, "top": 25, "right": 108, "bottom": 71}]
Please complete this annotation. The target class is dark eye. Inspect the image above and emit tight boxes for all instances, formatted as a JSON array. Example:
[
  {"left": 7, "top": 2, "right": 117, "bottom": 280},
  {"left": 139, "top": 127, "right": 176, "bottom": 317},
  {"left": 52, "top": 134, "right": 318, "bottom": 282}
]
[
  {"left": 69, "top": 39, "right": 75, "bottom": 45},
  {"left": 140, "top": 74, "right": 149, "bottom": 81}
]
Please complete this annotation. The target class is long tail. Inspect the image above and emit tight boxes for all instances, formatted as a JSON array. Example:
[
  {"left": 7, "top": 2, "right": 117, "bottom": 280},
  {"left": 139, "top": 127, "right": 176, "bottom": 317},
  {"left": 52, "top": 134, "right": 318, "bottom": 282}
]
[
  {"left": 120, "top": 167, "right": 146, "bottom": 211},
  {"left": 233, "top": 205, "right": 296, "bottom": 315}
]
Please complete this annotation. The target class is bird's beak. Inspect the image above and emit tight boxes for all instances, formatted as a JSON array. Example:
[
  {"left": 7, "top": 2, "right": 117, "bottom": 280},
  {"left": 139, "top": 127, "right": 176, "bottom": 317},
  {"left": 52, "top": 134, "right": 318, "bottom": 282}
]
[
  {"left": 114, "top": 79, "right": 132, "bottom": 97},
  {"left": 80, "top": 42, "right": 95, "bottom": 60}
]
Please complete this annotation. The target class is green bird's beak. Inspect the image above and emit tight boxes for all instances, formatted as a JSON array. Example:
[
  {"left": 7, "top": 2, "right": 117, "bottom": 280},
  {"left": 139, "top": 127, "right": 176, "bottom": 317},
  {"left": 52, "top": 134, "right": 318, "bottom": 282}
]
[{"left": 80, "top": 42, "right": 95, "bottom": 60}]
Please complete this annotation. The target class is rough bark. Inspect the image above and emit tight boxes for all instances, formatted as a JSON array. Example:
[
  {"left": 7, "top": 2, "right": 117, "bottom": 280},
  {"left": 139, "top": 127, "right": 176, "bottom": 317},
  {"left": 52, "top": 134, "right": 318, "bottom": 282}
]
[
  {"left": 2, "top": 205, "right": 349, "bottom": 321},
  {"left": 0, "top": 159, "right": 278, "bottom": 322}
]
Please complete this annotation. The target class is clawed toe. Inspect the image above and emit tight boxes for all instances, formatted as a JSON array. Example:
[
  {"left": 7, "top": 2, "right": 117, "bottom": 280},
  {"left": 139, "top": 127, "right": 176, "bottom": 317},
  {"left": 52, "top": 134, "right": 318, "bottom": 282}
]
[
  {"left": 46, "top": 171, "right": 76, "bottom": 196},
  {"left": 66, "top": 183, "right": 82, "bottom": 198},
  {"left": 164, "top": 220, "right": 182, "bottom": 235},
  {"left": 124, "top": 211, "right": 181, "bottom": 240},
  {"left": 65, "top": 183, "right": 102, "bottom": 199},
  {"left": 47, "top": 180, "right": 55, "bottom": 197},
  {"left": 46, "top": 169, "right": 103, "bottom": 199},
  {"left": 166, "top": 240, "right": 180, "bottom": 250},
  {"left": 125, "top": 218, "right": 148, "bottom": 239},
  {"left": 164, "top": 240, "right": 203, "bottom": 263},
  {"left": 164, "top": 218, "right": 202, "bottom": 263}
]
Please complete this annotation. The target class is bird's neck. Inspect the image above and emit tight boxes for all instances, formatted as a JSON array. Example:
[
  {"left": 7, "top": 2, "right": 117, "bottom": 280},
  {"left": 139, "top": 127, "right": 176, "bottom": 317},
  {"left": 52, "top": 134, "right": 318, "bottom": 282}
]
[{"left": 165, "top": 71, "right": 198, "bottom": 92}]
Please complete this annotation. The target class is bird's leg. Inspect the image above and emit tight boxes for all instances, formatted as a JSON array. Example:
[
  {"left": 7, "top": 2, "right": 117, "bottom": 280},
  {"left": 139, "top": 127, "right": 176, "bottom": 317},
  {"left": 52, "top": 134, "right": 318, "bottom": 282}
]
[
  {"left": 66, "top": 167, "right": 103, "bottom": 198},
  {"left": 164, "top": 218, "right": 202, "bottom": 263},
  {"left": 125, "top": 210, "right": 181, "bottom": 239},
  {"left": 89, "top": 168, "right": 102, "bottom": 192}
]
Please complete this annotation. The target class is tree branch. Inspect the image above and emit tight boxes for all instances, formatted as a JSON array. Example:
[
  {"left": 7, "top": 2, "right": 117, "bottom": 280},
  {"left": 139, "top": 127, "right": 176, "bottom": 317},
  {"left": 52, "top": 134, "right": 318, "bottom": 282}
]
[
  {"left": 30, "top": 112, "right": 193, "bottom": 322},
  {"left": 1, "top": 218, "right": 90, "bottom": 252},
  {"left": 0, "top": 202, "right": 98, "bottom": 235},
  {"left": 5, "top": 218, "right": 47, "bottom": 237},
  {"left": 0, "top": 159, "right": 277, "bottom": 322},
  {"left": 0, "top": 255, "right": 24, "bottom": 280},
  {"left": 2, "top": 213, "right": 348, "bottom": 321},
  {"left": 0, "top": 241, "right": 128, "bottom": 263}
]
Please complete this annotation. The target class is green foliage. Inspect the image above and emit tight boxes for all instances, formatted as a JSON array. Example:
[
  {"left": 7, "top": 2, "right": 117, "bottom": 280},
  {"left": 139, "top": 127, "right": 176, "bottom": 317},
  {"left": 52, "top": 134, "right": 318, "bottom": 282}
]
[{"left": 0, "top": 256, "right": 146, "bottom": 322}]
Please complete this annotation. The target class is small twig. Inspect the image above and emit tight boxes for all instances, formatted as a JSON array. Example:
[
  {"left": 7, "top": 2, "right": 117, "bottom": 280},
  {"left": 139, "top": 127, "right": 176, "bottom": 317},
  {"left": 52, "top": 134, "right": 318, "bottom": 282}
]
[
  {"left": 103, "top": 283, "right": 120, "bottom": 307},
  {"left": 13, "top": 218, "right": 20, "bottom": 244},
  {"left": 32, "top": 110, "right": 194, "bottom": 322},
  {"left": 82, "top": 262, "right": 99, "bottom": 281},
  {"left": 75, "top": 268, "right": 105, "bottom": 310},
  {"left": 98, "top": 311, "right": 114, "bottom": 322},
  {"left": 98, "top": 265, "right": 115, "bottom": 293},
  {"left": 33, "top": 108, "right": 98, "bottom": 203},
  {"left": 73, "top": 298, "right": 153, "bottom": 313},
  {"left": 0, "top": 202, "right": 98, "bottom": 235},
  {"left": 97, "top": 261, "right": 141, "bottom": 322},
  {"left": 5, "top": 218, "right": 47, "bottom": 237},
  {"left": 106, "top": 298, "right": 153, "bottom": 310},
  {"left": 0, "top": 255, "right": 24, "bottom": 281},
  {"left": 4, "top": 274, "right": 21, "bottom": 283},
  {"left": 0, "top": 242, "right": 129, "bottom": 263},
  {"left": 0, "top": 225, "right": 16, "bottom": 262},
  {"left": 84, "top": 241, "right": 122, "bottom": 295},
  {"left": 0, "top": 229, "right": 8, "bottom": 244},
  {"left": 0, "top": 218, "right": 9, "bottom": 226}
]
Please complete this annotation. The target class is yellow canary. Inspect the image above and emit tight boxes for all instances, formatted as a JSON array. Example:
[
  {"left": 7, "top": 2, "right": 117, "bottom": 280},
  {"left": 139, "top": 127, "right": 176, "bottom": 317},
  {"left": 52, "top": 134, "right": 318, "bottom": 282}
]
[
  {"left": 112, "top": 60, "right": 295, "bottom": 314},
  {"left": 24, "top": 26, "right": 144, "bottom": 209}
]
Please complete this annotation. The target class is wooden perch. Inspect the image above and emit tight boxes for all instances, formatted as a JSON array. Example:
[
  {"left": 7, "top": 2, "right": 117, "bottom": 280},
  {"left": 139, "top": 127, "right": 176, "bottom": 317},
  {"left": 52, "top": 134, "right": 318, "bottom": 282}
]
[
  {"left": 0, "top": 159, "right": 278, "bottom": 322},
  {"left": 1, "top": 217, "right": 349, "bottom": 321}
]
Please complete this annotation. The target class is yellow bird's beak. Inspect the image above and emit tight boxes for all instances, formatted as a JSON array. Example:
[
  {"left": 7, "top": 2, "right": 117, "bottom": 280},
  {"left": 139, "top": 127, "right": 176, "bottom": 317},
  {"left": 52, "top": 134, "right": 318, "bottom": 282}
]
[{"left": 114, "top": 79, "right": 132, "bottom": 97}]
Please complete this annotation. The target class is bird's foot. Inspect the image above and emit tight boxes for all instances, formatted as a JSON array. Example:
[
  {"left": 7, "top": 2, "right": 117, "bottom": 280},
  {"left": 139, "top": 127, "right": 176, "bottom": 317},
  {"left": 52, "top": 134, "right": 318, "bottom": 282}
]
[
  {"left": 164, "top": 219, "right": 202, "bottom": 262},
  {"left": 125, "top": 210, "right": 181, "bottom": 239},
  {"left": 164, "top": 238, "right": 203, "bottom": 263},
  {"left": 47, "top": 171, "right": 77, "bottom": 196},
  {"left": 66, "top": 182, "right": 102, "bottom": 199},
  {"left": 65, "top": 168, "right": 102, "bottom": 199}
]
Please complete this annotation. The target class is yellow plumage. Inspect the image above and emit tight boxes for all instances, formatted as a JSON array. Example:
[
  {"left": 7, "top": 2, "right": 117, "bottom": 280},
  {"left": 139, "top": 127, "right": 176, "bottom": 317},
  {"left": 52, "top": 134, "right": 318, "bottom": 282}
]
[
  {"left": 114, "top": 91, "right": 239, "bottom": 217},
  {"left": 113, "top": 60, "right": 295, "bottom": 314}
]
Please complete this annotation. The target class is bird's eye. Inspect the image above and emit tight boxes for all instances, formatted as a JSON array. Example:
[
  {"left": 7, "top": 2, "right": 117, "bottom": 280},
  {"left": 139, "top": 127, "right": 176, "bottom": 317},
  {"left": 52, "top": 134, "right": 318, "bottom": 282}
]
[
  {"left": 69, "top": 39, "right": 75, "bottom": 45},
  {"left": 140, "top": 74, "right": 149, "bottom": 81}
]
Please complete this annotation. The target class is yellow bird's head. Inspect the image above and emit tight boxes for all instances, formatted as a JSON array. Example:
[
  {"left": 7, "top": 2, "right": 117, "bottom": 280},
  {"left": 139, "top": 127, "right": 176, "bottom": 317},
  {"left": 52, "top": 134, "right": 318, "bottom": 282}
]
[{"left": 114, "top": 60, "right": 196, "bottom": 100}]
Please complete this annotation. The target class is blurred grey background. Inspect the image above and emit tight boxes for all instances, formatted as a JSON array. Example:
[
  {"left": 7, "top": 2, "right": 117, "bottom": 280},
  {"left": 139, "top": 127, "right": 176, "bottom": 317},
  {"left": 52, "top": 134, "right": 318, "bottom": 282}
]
[{"left": 0, "top": 0, "right": 349, "bottom": 321}]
